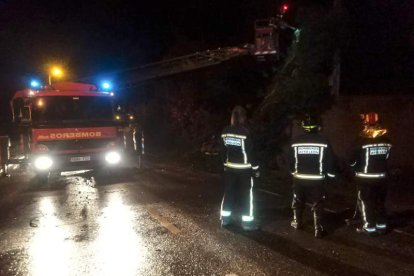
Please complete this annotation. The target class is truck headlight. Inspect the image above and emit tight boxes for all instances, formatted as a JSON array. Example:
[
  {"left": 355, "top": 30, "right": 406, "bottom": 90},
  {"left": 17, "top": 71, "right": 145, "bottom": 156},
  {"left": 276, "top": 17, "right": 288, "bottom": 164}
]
[
  {"left": 105, "top": 151, "right": 121, "bottom": 165},
  {"left": 34, "top": 156, "right": 53, "bottom": 170}
]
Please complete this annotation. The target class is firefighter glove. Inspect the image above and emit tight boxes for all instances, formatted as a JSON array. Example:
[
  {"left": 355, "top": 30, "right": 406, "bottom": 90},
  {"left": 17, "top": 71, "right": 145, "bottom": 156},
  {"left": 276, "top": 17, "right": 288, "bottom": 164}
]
[{"left": 252, "top": 168, "right": 260, "bottom": 178}]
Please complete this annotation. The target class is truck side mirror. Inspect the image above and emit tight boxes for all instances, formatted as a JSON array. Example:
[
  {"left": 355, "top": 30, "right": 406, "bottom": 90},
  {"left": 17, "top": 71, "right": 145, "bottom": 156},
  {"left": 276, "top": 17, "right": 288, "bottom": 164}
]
[{"left": 21, "top": 106, "right": 31, "bottom": 122}]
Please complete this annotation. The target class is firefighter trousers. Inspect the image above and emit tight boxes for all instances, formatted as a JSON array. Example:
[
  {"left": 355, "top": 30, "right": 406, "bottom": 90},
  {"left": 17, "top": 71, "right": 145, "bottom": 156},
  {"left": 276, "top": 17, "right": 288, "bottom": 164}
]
[
  {"left": 356, "top": 178, "right": 388, "bottom": 228},
  {"left": 221, "top": 169, "right": 254, "bottom": 222},
  {"left": 292, "top": 179, "right": 325, "bottom": 226}
]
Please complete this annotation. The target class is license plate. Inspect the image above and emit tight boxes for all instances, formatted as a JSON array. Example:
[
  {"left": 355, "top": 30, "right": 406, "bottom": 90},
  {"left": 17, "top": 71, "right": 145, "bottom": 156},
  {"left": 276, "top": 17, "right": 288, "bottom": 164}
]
[{"left": 70, "top": 156, "right": 91, "bottom": 162}]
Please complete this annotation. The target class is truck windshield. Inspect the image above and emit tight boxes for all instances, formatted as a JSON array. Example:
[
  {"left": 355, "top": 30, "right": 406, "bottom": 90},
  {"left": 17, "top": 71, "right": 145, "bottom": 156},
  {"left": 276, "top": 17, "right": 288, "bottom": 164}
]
[{"left": 32, "top": 96, "right": 114, "bottom": 123}]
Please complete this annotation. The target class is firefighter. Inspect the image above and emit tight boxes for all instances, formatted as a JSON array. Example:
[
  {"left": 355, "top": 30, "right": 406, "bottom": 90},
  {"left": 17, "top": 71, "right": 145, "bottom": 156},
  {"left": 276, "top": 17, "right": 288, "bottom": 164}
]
[
  {"left": 349, "top": 113, "right": 392, "bottom": 235},
  {"left": 220, "top": 106, "right": 260, "bottom": 231},
  {"left": 289, "top": 115, "right": 336, "bottom": 238}
]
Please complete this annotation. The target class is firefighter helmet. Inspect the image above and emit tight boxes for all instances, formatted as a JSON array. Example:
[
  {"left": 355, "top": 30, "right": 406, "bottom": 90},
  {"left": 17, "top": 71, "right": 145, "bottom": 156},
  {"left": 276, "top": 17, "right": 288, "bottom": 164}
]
[
  {"left": 231, "top": 106, "right": 247, "bottom": 126},
  {"left": 360, "top": 112, "right": 387, "bottom": 138},
  {"left": 301, "top": 115, "right": 320, "bottom": 132}
]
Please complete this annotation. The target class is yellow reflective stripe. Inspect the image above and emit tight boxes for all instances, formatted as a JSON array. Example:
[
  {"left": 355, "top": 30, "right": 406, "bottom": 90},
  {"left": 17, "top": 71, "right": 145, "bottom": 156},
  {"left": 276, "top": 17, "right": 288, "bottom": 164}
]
[
  {"left": 221, "top": 133, "right": 247, "bottom": 139},
  {"left": 376, "top": 224, "right": 387, "bottom": 229},
  {"left": 358, "top": 191, "right": 368, "bottom": 225},
  {"left": 364, "top": 148, "right": 369, "bottom": 173},
  {"left": 242, "top": 215, "right": 254, "bottom": 222},
  {"left": 355, "top": 172, "right": 386, "bottom": 178},
  {"left": 292, "top": 173, "right": 325, "bottom": 180},
  {"left": 250, "top": 177, "right": 254, "bottom": 217},
  {"left": 362, "top": 143, "right": 392, "bottom": 149},
  {"left": 221, "top": 210, "right": 231, "bottom": 217},
  {"left": 294, "top": 147, "right": 298, "bottom": 172},
  {"left": 241, "top": 138, "right": 247, "bottom": 163},
  {"left": 319, "top": 146, "right": 324, "bottom": 174},
  {"left": 291, "top": 143, "right": 328, "bottom": 148},
  {"left": 364, "top": 227, "right": 377, "bottom": 232},
  {"left": 224, "top": 162, "right": 252, "bottom": 169}
]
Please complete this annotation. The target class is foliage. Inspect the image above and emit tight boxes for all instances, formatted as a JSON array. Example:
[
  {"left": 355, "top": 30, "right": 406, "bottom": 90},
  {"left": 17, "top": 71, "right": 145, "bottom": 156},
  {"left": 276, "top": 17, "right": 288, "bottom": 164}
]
[
  {"left": 255, "top": 2, "right": 349, "bottom": 168},
  {"left": 262, "top": 3, "right": 348, "bottom": 118},
  {"left": 165, "top": 78, "right": 225, "bottom": 150},
  {"left": 139, "top": 56, "right": 267, "bottom": 159}
]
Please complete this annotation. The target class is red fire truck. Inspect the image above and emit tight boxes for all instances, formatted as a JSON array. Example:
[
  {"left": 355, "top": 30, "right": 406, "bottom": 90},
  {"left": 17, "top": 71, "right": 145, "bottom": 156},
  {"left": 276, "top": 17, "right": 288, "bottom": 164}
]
[{"left": 10, "top": 82, "right": 140, "bottom": 182}]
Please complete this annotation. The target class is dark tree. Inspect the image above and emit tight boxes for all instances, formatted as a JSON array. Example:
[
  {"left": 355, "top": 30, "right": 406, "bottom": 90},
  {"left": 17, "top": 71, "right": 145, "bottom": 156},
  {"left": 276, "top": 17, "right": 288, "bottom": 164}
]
[{"left": 257, "top": 1, "right": 349, "bottom": 168}]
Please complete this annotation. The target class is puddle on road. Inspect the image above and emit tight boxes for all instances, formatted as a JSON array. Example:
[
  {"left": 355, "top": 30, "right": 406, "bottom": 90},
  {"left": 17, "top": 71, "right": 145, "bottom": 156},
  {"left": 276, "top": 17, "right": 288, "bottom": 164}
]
[
  {"left": 24, "top": 189, "right": 151, "bottom": 276},
  {"left": 0, "top": 168, "right": 159, "bottom": 275}
]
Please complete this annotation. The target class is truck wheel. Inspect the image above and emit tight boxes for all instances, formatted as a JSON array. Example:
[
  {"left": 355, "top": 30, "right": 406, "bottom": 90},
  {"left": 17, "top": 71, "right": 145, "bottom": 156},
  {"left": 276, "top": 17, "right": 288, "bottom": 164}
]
[
  {"left": 94, "top": 167, "right": 117, "bottom": 179},
  {"left": 35, "top": 172, "right": 49, "bottom": 185},
  {"left": 48, "top": 171, "right": 60, "bottom": 183}
]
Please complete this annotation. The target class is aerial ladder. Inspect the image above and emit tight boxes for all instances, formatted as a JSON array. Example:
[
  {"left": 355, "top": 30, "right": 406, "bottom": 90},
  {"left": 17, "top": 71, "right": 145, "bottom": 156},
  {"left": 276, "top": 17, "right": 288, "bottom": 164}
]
[
  {"left": 118, "top": 46, "right": 252, "bottom": 90},
  {"left": 82, "top": 4, "right": 295, "bottom": 90}
]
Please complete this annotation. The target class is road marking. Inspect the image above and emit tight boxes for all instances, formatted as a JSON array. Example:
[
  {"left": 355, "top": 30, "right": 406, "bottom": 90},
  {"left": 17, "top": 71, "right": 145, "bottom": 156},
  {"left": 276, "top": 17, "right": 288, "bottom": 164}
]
[
  {"left": 257, "top": 189, "right": 283, "bottom": 197},
  {"left": 146, "top": 207, "right": 181, "bottom": 235},
  {"left": 393, "top": 229, "right": 414, "bottom": 238}
]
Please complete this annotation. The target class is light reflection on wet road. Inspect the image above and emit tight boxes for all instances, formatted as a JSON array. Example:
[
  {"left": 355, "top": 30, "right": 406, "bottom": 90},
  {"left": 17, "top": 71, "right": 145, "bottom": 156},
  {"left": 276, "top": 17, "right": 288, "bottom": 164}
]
[
  {"left": 0, "top": 165, "right": 413, "bottom": 276},
  {"left": 24, "top": 178, "right": 150, "bottom": 276},
  {"left": 29, "top": 197, "right": 75, "bottom": 276},
  {"left": 93, "top": 193, "right": 147, "bottom": 276}
]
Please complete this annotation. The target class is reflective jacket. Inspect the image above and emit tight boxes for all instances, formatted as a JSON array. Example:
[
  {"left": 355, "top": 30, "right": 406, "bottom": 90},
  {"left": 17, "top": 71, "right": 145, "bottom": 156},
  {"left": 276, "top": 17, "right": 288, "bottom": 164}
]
[
  {"left": 220, "top": 125, "right": 258, "bottom": 171},
  {"left": 290, "top": 133, "right": 336, "bottom": 180},
  {"left": 350, "top": 136, "right": 392, "bottom": 179}
]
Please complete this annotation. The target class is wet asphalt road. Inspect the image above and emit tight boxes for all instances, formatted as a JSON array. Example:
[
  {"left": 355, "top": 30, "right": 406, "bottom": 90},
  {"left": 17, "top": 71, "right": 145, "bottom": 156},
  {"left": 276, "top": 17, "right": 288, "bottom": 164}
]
[{"left": 0, "top": 160, "right": 413, "bottom": 276}]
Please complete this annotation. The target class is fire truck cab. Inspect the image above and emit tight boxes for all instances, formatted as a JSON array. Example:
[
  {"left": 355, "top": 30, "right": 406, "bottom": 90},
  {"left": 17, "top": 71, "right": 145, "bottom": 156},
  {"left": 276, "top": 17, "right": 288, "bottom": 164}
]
[{"left": 10, "top": 82, "right": 141, "bottom": 181}]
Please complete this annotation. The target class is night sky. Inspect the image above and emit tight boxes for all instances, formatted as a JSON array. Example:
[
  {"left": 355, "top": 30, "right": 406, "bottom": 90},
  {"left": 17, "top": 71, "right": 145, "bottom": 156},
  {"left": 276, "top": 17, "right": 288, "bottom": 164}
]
[
  {"left": 0, "top": 0, "right": 278, "bottom": 87},
  {"left": 0, "top": 0, "right": 413, "bottom": 123},
  {"left": 343, "top": 0, "right": 414, "bottom": 92}
]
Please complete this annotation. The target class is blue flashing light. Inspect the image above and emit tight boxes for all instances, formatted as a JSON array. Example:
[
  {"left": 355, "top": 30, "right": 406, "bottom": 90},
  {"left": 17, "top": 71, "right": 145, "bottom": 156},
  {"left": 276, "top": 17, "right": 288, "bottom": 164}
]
[
  {"left": 101, "top": 81, "right": 112, "bottom": 90},
  {"left": 30, "top": 80, "right": 41, "bottom": 88}
]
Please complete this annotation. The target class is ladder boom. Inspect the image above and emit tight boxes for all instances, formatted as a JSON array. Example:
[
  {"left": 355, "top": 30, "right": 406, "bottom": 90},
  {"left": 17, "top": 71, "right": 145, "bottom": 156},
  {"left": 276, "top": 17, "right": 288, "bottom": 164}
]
[{"left": 115, "top": 46, "right": 251, "bottom": 89}]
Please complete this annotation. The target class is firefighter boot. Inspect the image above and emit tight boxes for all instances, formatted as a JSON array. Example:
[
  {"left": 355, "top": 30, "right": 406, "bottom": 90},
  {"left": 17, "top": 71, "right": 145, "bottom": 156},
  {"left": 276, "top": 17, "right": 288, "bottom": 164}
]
[
  {"left": 356, "top": 222, "right": 378, "bottom": 236},
  {"left": 221, "top": 216, "right": 232, "bottom": 228},
  {"left": 313, "top": 211, "right": 325, "bottom": 238},
  {"left": 290, "top": 209, "right": 303, "bottom": 230},
  {"left": 376, "top": 204, "right": 388, "bottom": 234},
  {"left": 241, "top": 220, "right": 259, "bottom": 231},
  {"left": 376, "top": 223, "right": 388, "bottom": 235}
]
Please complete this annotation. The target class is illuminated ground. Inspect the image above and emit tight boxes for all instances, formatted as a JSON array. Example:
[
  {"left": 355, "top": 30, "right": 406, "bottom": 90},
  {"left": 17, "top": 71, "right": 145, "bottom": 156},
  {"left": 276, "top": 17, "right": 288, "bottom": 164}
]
[{"left": 0, "top": 157, "right": 413, "bottom": 276}]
